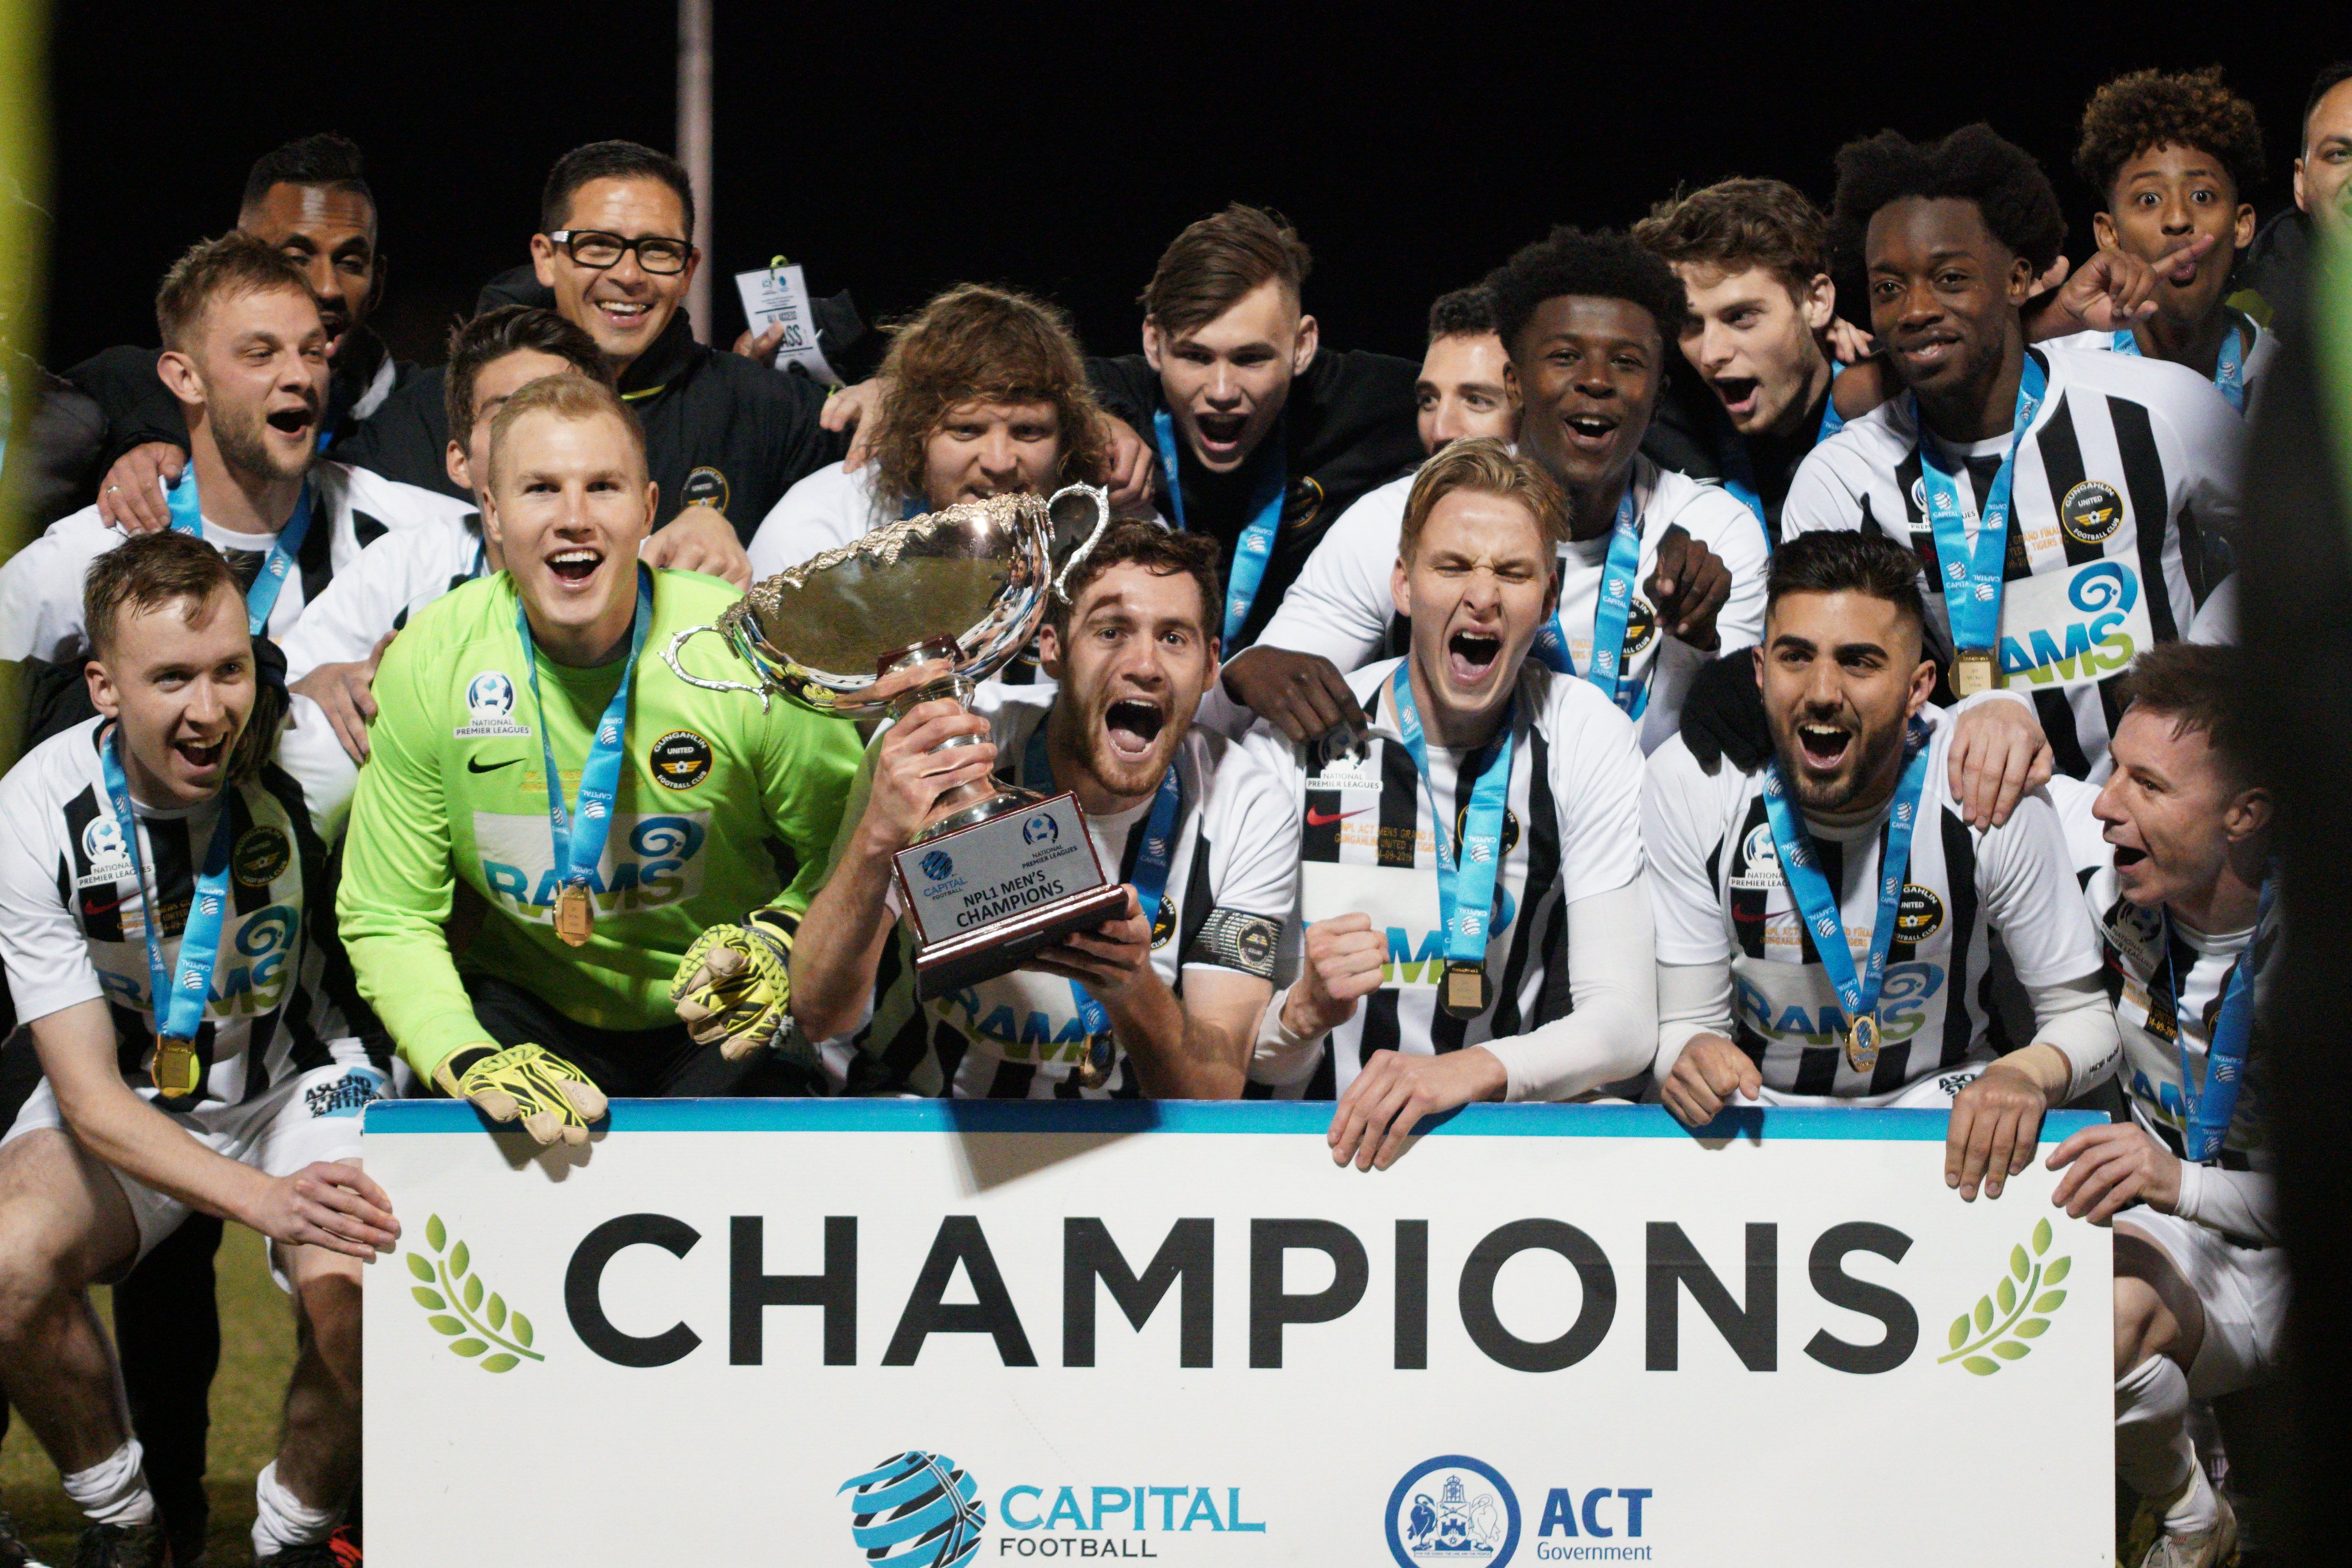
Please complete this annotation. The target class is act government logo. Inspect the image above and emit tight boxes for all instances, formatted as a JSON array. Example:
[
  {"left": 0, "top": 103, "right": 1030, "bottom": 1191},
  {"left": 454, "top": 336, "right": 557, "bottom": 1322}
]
[
  {"left": 2060, "top": 479, "right": 2124, "bottom": 544},
  {"left": 840, "top": 1451, "right": 984, "bottom": 1568},
  {"left": 455, "top": 671, "right": 532, "bottom": 738},
  {"left": 1389, "top": 1455, "right": 1521, "bottom": 1568}
]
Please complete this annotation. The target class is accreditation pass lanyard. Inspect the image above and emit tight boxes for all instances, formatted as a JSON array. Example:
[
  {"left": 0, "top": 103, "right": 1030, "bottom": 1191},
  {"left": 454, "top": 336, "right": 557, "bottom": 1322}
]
[
  {"left": 1720, "top": 361, "right": 1846, "bottom": 546},
  {"left": 101, "top": 729, "right": 234, "bottom": 1105},
  {"left": 1389, "top": 661, "right": 1514, "bottom": 1020},
  {"left": 1151, "top": 408, "right": 1287, "bottom": 646},
  {"left": 1530, "top": 488, "right": 1650, "bottom": 719},
  {"left": 1759, "top": 723, "right": 1931, "bottom": 1074},
  {"left": 164, "top": 466, "right": 314, "bottom": 637},
  {"left": 2164, "top": 878, "right": 2273, "bottom": 1162},
  {"left": 1023, "top": 718, "right": 1182, "bottom": 1086},
  {"left": 1915, "top": 353, "right": 2046, "bottom": 695},
  {"left": 519, "top": 566, "right": 653, "bottom": 947},
  {"left": 2114, "top": 313, "right": 2247, "bottom": 414}
]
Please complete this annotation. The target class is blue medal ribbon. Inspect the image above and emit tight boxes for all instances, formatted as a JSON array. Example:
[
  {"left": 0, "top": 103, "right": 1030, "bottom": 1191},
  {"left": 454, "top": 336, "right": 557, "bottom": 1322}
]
[
  {"left": 1022, "top": 718, "right": 1182, "bottom": 1074},
  {"left": 1759, "top": 723, "right": 1932, "bottom": 1052},
  {"left": 101, "top": 729, "right": 237, "bottom": 1085},
  {"left": 518, "top": 566, "right": 654, "bottom": 922},
  {"left": 1151, "top": 408, "right": 1286, "bottom": 645},
  {"left": 1388, "top": 661, "right": 1514, "bottom": 982},
  {"left": 163, "top": 466, "right": 314, "bottom": 637},
  {"left": 1916, "top": 354, "right": 2048, "bottom": 655},
  {"left": 2164, "top": 878, "right": 2273, "bottom": 1162},
  {"left": 1720, "top": 361, "right": 1846, "bottom": 545},
  {"left": 2113, "top": 312, "right": 2248, "bottom": 414},
  {"left": 1530, "top": 489, "right": 1650, "bottom": 718}
]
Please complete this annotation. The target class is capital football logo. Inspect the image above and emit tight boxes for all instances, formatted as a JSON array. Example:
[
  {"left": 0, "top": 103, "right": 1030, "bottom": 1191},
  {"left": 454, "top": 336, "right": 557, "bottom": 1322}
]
[
  {"left": 840, "top": 1451, "right": 985, "bottom": 1568},
  {"left": 919, "top": 850, "right": 955, "bottom": 882},
  {"left": 1387, "top": 1455, "right": 1520, "bottom": 1567}
]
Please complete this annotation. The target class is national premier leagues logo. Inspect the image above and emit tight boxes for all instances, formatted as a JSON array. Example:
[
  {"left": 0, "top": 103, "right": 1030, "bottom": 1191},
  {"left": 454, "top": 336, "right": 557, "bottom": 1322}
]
[
  {"left": 1022, "top": 812, "right": 1059, "bottom": 846},
  {"left": 840, "top": 1451, "right": 985, "bottom": 1568},
  {"left": 455, "top": 670, "right": 532, "bottom": 739},
  {"left": 1388, "top": 1455, "right": 1520, "bottom": 1568}
]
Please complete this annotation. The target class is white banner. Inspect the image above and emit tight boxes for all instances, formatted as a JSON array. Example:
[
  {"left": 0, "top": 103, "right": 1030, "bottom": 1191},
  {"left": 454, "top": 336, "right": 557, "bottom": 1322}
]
[{"left": 362, "top": 1101, "right": 2112, "bottom": 1567}]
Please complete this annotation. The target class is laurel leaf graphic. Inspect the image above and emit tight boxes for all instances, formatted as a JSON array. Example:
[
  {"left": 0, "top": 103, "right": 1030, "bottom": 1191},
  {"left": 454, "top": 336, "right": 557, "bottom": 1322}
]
[
  {"left": 411, "top": 1288, "right": 445, "bottom": 1311},
  {"left": 2010, "top": 1245, "right": 2030, "bottom": 1281},
  {"left": 2032, "top": 1217, "right": 2053, "bottom": 1255},
  {"left": 463, "top": 1275, "right": 483, "bottom": 1312},
  {"left": 2034, "top": 1290, "right": 2068, "bottom": 1313},
  {"left": 1974, "top": 1296, "right": 1994, "bottom": 1333},
  {"left": 2014, "top": 1318, "right": 2051, "bottom": 1338},
  {"left": 427, "top": 1315, "right": 464, "bottom": 1337},
  {"left": 1992, "top": 1340, "right": 2030, "bottom": 1361},
  {"left": 1948, "top": 1314, "right": 1971, "bottom": 1351},
  {"left": 426, "top": 1214, "right": 446, "bottom": 1253},
  {"left": 1962, "top": 1356, "right": 1999, "bottom": 1376},
  {"left": 486, "top": 1295, "right": 506, "bottom": 1331},
  {"left": 2044, "top": 1256, "right": 2071, "bottom": 1286},
  {"left": 511, "top": 1313, "right": 534, "bottom": 1349},
  {"left": 450, "top": 1338, "right": 488, "bottom": 1358},
  {"left": 481, "top": 1354, "right": 520, "bottom": 1374},
  {"left": 1998, "top": 1277, "right": 2017, "bottom": 1315},
  {"left": 450, "top": 1241, "right": 471, "bottom": 1280},
  {"left": 405, "top": 1253, "right": 435, "bottom": 1283}
]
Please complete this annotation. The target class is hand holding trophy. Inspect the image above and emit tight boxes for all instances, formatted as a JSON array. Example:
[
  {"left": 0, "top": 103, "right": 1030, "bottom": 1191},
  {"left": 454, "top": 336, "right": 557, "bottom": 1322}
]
[{"left": 664, "top": 485, "right": 1128, "bottom": 999}]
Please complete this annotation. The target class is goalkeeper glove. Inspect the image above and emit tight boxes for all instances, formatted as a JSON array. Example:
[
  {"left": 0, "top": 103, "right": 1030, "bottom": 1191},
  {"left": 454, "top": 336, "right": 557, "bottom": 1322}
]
[
  {"left": 434, "top": 1043, "right": 608, "bottom": 1146},
  {"left": 671, "top": 906, "right": 808, "bottom": 1064}
]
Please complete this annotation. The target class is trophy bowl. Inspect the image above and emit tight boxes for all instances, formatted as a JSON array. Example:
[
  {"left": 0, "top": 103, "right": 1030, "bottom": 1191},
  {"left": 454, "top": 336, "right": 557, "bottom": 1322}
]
[{"left": 664, "top": 482, "right": 1128, "bottom": 1000}]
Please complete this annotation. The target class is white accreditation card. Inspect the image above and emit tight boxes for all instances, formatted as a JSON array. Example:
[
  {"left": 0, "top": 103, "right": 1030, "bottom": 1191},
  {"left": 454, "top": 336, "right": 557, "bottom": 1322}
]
[{"left": 732, "top": 261, "right": 841, "bottom": 385}]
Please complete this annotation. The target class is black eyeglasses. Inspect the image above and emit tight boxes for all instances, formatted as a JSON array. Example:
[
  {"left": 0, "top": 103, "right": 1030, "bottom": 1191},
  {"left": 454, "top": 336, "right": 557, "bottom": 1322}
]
[{"left": 544, "top": 229, "right": 693, "bottom": 275}]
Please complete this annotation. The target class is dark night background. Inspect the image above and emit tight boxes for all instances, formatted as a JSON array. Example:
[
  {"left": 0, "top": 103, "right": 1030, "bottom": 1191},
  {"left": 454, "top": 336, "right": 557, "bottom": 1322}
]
[{"left": 38, "top": 2, "right": 2331, "bottom": 370}]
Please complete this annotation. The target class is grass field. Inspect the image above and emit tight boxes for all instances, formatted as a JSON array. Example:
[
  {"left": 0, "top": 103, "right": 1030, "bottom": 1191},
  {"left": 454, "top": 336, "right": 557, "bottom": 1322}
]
[{"left": 1, "top": 1223, "right": 292, "bottom": 1566}]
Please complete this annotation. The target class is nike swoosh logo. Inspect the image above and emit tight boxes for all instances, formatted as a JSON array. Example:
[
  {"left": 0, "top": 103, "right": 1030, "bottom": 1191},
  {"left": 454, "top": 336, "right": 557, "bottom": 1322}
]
[
  {"left": 1304, "top": 807, "right": 1372, "bottom": 827},
  {"left": 466, "top": 757, "right": 521, "bottom": 775}
]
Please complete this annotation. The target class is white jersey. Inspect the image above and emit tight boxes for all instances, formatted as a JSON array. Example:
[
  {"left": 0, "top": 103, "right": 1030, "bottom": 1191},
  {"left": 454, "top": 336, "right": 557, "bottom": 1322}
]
[
  {"left": 1782, "top": 341, "right": 2244, "bottom": 780},
  {"left": 1251, "top": 656, "right": 1646, "bottom": 1098},
  {"left": 2044, "top": 313, "right": 2277, "bottom": 420},
  {"left": 1253, "top": 455, "right": 1765, "bottom": 753},
  {"left": 1643, "top": 707, "right": 2103, "bottom": 1102},
  {"left": 838, "top": 682, "right": 1298, "bottom": 1099},
  {"left": 0, "top": 460, "right": 471, "bottom": 664},
  {"left": 2051, "top": 779, "right": 2269, "bottom": 1167},
  {"left": 280, "top": 507, "right": 489, "bottom": 682},
  {"left": 0, "top": 717, "right": 380, "bottom": 1108},
  {"left": 746, "top": 460, "right": 899, "bottom": 582}
]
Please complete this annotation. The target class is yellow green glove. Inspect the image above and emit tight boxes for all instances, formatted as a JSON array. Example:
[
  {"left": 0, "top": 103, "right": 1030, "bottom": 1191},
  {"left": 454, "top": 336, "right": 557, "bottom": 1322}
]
[
  {"left": 672, "top": 907, "right": 806, "bottom": 1063},
  {"left": 434, "top": 1043, "right": 608, "bottom": 1147}
]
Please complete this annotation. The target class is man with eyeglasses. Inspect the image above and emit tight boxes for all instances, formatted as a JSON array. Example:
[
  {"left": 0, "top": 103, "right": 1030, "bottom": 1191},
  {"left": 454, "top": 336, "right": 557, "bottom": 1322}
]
[{"left": 332, "top": 141, "right": 841, "bottom": 587}]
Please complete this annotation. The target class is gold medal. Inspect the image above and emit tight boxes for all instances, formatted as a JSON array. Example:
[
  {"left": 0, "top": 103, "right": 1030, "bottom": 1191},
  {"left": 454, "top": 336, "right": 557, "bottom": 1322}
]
[
  {"left": 1846, "top": 1012, "right": 1882, "bottom": 1074},
  {"left": 152, "top": 1036, "right": 202, "bottom": 1103},
  {"left": 1952, "top": 650, "right": 1998, "bottom": 697},
  {"left": 1442, "top": 961, "right": 1491, "bottom": 1020},
  {"left": 1077, "top": 1035, "right": 1114, "bottom": 1090},
  {"left": 553, "top": 883, "right": 595, "bottom": 947}
]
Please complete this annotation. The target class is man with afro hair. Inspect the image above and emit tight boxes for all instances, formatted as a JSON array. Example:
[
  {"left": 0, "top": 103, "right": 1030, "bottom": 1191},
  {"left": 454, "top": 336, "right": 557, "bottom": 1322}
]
[
  {"left": 2065, "top": 67, "right": 2273, "bottom": 416},
  {"left": 1782, "top": 123, "right": 2246, "bottom": 783}
]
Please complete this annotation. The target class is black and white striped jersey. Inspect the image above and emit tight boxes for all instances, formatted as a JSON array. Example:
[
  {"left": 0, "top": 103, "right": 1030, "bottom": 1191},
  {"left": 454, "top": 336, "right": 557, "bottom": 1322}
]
[
  {"left": 1643, "top": 706, "right": 2103, "bottom": 1102},
  {"left": 2044, "top": 319, "right": 2278, "bottom": 421},
  {"left": 0, "top": 718, "right": 381, "bottom": 1107},
  {"left": 841, "top": 683, "right": 1297, "bottom": 1099},
  {"left": 1781, "top": 341, "right": 2244, "bottom": 780},
  {"left": 2052, "top": 779, "right": 2271, "bottom": 1167},
  {"left": 0, "top": 460, "right": 472, "bottom": 665},
  {"left": 1248, "top": 656, "right": 1647, "bottom": 1099},
  {"left": 279, "top": 507, "right": 488, "bottom": 681}
]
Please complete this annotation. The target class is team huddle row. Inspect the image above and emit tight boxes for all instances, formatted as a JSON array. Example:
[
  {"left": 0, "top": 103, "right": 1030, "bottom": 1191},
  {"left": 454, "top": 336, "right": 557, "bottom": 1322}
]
[{"left": 0, "top": 55, "right": 2336, "bottom": 1568}]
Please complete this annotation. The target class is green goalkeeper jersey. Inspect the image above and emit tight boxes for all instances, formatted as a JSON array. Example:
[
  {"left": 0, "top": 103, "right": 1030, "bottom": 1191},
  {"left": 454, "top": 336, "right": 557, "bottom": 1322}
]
[{"left": 338, "top": 567, "right": 861, "bottom": 1077}]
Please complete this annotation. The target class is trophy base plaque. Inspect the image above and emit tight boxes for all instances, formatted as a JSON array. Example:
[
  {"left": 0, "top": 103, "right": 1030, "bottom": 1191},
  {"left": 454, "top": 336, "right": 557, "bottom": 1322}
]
[{"left": 893, "top": 791, "right": 1128, "bottom": 1002}]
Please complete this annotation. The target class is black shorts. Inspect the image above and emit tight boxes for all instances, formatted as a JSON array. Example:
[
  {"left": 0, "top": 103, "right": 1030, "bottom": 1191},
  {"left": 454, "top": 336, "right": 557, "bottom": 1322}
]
[{"left": 460, "top": 973, "right": 822, "bottom": 1098}]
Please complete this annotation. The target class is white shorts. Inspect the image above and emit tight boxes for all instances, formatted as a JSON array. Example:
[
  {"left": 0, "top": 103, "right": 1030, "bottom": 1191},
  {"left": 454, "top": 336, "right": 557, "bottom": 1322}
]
[
  {"left": 1751, "top": 1062, "right": 1988, "bottom": 1109},
  {"left": 2, "top": 1060, "right": 388, "bottom": 1283},
  {"left": 2119, "top": 1208, "right": 2290, "bottom": 1400}
]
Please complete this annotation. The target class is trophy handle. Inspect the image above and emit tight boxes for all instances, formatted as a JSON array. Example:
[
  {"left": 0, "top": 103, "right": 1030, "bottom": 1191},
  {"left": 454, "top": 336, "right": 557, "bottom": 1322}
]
[
  {"left": 1046, "top": 482, "right": 1113, "bottom": 604},
  {"left": 661, "top": 624, "right": 772, "bottom": 711}
]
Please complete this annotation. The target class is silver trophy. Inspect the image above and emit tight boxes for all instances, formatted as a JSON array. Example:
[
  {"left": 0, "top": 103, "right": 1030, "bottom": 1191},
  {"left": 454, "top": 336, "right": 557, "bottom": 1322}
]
[{"left": 664, "top": 484, "right": 1127, "bottom": 1000}]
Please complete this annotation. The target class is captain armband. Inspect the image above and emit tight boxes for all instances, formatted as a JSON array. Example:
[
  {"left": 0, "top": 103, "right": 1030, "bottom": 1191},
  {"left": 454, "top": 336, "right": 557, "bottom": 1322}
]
[{"left": 1183, "top": 908, "right": 1283, "bottom": 980}]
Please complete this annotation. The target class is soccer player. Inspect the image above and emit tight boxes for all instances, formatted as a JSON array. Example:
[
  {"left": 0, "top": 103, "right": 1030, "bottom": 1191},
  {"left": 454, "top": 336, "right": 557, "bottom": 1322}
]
[
  {"left": 337, "top": 374, "right": 862, "bottom": 1137},
  {"left": 2038, "top": 644, "right": 2277, "bottom": 1568},
  {"left": 0, "top": 532, "right": 396, "bottom": 1567},
  {"left": 1220, "top": 286, "right": 1517, "bottom": 742},
  {"left": 1634, "top": 177, "right": 1889, "bottom": 545},
  {"left": 0, "top": 234, "right": 469, "bottom": 745},
  {"left": 76, "top": 134, "right": 411, "bottom": 536},
  {"left": 283, "top": 305, "right": 611, "bottom": 761},
  {"left": 1783, "top": 124, "right": 2245, "bottom": 781},
  {"left": 789, "top": 522, "right": 1297, "bottom": 1099},
  {"left": 2239, "top": 60, "right": 2352, "bottom": 339},
  {"left": 332, "top": 140, "right": 844, "bottom": 584},
  {"left": 1089, "top": 205, "right": 1423, "bottom": 652},
  {"left": 1236, "top": 229, "right": 1762, "bottom": 756},
  {"left": 1248, "top": 440, "right": 1657, "bottom": 1166},
  {"left": 746, "top": 284, "right": 1119, "bottom": 578},
  {"left": 2064, "top": 69, "right": 2273, "bottom": 416},
  {"left": 1647, "top": 533, "right": 2119, "bottom": 1198}
]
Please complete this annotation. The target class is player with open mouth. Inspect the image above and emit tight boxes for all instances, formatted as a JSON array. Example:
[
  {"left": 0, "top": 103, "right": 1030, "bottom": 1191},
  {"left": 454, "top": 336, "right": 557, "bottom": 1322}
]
[{"left": 790, "top": 522, "right": 1298, "bottom": 1101}]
